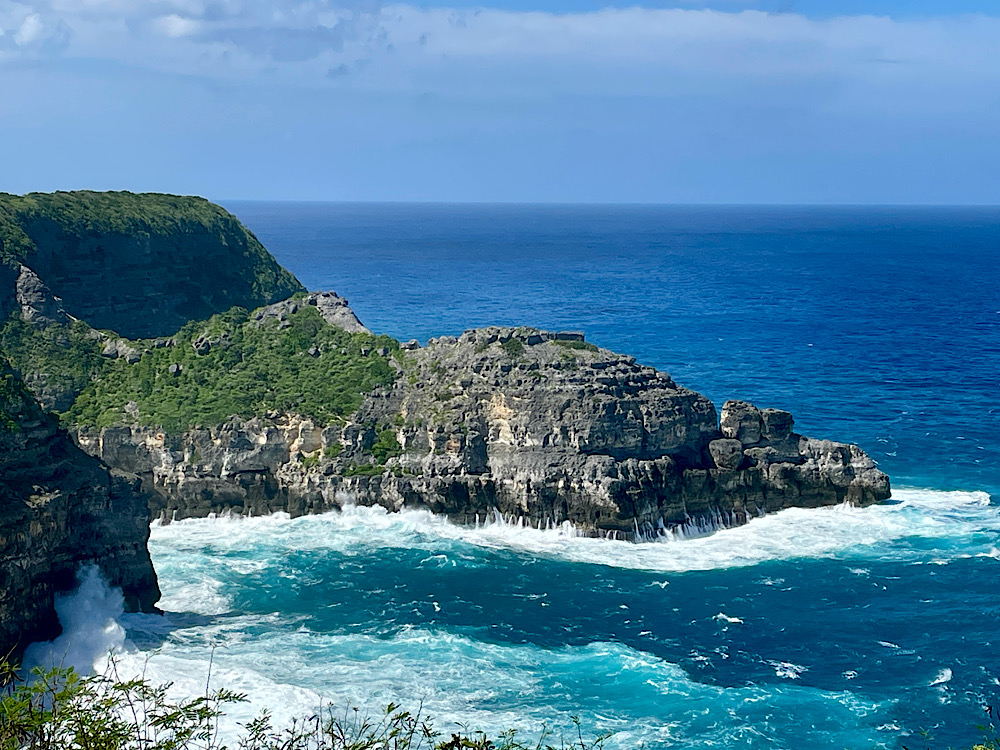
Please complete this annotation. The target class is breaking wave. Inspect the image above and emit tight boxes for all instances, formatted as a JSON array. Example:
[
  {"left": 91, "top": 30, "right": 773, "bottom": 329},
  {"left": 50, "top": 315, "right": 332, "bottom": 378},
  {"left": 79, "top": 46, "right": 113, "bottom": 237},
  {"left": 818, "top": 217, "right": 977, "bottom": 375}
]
[{"left": 149, "top": 488, "right": 998, "bottom": 578}]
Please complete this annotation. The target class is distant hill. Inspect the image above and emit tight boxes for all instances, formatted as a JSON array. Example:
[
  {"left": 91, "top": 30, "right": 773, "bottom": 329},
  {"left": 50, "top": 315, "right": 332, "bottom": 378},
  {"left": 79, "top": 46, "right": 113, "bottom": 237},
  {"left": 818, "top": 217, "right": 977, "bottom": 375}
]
[{"left": 0, "top": 191, "right": 304, "bottom": 338}]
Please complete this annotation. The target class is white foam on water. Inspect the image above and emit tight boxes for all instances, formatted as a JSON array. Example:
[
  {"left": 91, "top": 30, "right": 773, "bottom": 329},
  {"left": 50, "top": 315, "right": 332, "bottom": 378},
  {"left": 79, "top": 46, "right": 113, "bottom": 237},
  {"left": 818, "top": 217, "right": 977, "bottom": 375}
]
[
  {"left": 108, "top": 622, "right": 884, "bottom": 750},
  {"left": 23, "top": 566, "right": 134, "bottom": 674},
  {"left": 98, "top": 485, "right": 991, "bottom": 748},
  {"left": 150, "top": 487, "right": 998, "bottom": 574},
  {"left": 770, "top": 661, "right": 808, "bottom": 680},
  {"left": 158, "top": 579, "right": 233, "bottom": 616},
  {"left": 930, "top": 668, "right": 953, "bottom": 687},
  {"left": 714, "top": 613, "right": 743, "bottom": 624}
]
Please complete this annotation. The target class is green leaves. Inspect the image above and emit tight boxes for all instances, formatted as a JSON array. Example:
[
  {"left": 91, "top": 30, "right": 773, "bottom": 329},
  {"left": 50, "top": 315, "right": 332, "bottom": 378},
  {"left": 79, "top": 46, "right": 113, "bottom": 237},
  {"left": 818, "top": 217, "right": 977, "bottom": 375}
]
[
  {"left": 0, "top": 660, "right": 244, "bottom": 750},
  {"left": 371, "top": 428, "right": 402, "bottom": 464},
  {"left": 0, "top": 659, "right": 611, "bottom": 750},
  {"left": 66, "top": 306, "right": 398, "bottom": 433}
]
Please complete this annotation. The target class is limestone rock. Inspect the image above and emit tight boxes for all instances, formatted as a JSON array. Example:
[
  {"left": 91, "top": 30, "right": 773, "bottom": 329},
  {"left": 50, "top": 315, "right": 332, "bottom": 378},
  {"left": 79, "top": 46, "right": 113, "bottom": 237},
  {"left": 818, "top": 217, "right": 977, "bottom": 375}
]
[
  {"left": 15, "top": 265, "right": 70, "bottom": 326},
  {"left": 102, "top": 339, "right": 140, "bottom": 363},
  {"left": 255, "top": 292, "right": 370, "bottom": 334},
  {"left": 762, "top": 408, "right": 794, "bottom": 441},
  {"left": 75, "top": 324, "right": 891, "bottom": 536},
  {"left": 720, "top": 400, "right": 763, "bottom": 444},
  {"left": 744, "top": 446, "right": 779, "bottom": 467},
  {"left": 709, "top": 439, "right": 744, "bottom": 471}
]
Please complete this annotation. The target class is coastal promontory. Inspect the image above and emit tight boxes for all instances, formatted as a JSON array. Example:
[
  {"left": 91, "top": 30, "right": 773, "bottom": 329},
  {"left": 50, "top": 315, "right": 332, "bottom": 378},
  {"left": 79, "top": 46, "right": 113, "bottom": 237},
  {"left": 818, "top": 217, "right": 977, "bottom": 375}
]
[{"left": 0, "top": 191, "right": 891, "bottom": 653}]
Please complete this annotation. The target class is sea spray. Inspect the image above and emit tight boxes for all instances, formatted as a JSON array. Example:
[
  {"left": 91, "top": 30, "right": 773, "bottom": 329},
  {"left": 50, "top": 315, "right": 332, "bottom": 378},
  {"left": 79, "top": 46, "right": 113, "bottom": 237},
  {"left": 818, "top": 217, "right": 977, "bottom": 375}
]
[{"left": 23, "top": 565, "right": 132, "bottom": 674}]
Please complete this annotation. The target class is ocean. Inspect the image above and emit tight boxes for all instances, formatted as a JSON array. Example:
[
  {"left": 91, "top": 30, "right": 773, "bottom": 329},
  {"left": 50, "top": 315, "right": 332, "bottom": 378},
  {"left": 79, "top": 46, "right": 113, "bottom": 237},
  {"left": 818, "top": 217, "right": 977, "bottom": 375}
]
[{"left": 53, "top": 205, "right": 1000, "bottom": 748}]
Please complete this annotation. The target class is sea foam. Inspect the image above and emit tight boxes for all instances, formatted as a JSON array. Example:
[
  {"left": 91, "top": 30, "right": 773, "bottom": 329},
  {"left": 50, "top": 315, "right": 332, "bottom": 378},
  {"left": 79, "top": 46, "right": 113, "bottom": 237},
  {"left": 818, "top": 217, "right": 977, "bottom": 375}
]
[
  {"left": 149, "top": 487, "right": 998, "bottom": 574},
  {"left": 23, "top": 566, "right": 133, "bottom": 674}
]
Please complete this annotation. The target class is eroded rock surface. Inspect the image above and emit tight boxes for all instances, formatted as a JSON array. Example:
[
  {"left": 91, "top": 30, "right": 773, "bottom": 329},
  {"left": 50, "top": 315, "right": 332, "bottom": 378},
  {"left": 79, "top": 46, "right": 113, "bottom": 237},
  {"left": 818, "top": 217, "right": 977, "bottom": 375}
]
[
  {"left": 0, "top": 364, "right": 159, "bottom": 659},
  {"left": 77, "top": 318, "right": 890, "bottom": 538}
]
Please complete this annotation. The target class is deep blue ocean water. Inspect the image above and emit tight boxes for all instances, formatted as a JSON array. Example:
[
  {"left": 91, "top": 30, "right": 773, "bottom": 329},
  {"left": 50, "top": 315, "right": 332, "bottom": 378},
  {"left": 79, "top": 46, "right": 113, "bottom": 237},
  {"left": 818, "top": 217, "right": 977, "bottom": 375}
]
[{"left": 96, "top": 205, "right": 1000, "bottom": 748}]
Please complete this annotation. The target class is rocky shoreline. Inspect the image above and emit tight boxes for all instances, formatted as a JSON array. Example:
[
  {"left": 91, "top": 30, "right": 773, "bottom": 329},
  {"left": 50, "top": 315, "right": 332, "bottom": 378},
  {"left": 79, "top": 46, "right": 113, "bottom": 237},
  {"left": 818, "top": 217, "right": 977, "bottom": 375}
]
[
  {"left": 76, "top": 323, "right": 889, "bottom": 538},
  {"left": 0, "top": 362, "right": 158, "bottom": 660},
  {"left": 0, "top": 191, "right": 891, "bottom": 656}
]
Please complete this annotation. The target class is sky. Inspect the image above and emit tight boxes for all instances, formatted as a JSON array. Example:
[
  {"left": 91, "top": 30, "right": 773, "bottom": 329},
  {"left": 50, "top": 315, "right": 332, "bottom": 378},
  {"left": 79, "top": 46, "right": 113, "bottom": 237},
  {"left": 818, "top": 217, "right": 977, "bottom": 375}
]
[{"left": 2, "top": 0, "right": 999, "bottom": 203}]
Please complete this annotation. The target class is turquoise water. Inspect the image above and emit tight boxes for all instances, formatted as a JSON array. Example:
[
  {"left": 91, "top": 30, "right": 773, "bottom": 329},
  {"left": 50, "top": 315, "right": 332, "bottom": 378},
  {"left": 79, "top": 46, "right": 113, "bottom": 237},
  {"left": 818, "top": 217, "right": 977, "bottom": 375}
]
[{"left": 115, "top": 205, "right": 999, "bottom": 748}]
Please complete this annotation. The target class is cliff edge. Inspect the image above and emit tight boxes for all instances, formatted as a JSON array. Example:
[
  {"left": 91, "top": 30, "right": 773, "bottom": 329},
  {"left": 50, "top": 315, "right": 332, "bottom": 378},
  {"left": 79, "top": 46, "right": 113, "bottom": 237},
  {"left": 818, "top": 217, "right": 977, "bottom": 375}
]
[
  {"left": 0, "top": 191, "right": 890, "bottom": 547},
  {"left": 69, "top": 312, "right": 890, "bottom": 537},
  {"left": 0, "top": 360, "right": 159, "bottom": 660}
]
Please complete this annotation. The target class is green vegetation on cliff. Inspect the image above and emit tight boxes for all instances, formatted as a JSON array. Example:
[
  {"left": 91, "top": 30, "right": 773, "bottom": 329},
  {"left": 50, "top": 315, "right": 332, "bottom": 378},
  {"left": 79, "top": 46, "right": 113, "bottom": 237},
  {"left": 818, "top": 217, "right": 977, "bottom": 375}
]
[
  {"left": 0, "top": 317, "right": 108, "bottom": 411},
  {"left": 0, "top": 191, "right": 305, "bottom": 338},
  {"left": 0, "top": 360, "right": 34, "bottom": 434},
  {"left": 67, "top": 305, "right": 398, "bottom": 432}
]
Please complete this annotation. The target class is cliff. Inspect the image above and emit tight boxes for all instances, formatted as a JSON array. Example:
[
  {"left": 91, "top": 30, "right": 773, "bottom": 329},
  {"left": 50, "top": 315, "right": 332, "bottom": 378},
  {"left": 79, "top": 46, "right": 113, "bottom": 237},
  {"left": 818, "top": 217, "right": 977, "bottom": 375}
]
[
  {"left": 70, "top": 313, "right": 889, "bottom": 537},
  {"left": 0, "top": 360, "right": 159, "bottom": 660},
  {"left": 0, "top": 191, "right": 304, "bottom": 339}
]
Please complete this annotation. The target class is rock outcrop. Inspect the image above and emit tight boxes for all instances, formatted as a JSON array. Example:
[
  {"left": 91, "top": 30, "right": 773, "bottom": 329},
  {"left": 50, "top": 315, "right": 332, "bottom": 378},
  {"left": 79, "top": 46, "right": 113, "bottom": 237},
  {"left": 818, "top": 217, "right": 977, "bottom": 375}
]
[
  {"left": 252, "top": 292, "right": 371, "bottom": 334},
  {"left": 77, "top": 323, "right": 890, "bottom": 538},
  {"left": 0, "top": 191, "right": 304, "bottom": 338},
  {"left": 0, "top": 362, "right": 159, "bottom": 659},
  {"left": 0, "top": 190, "right": 890, "bottom": 549}
]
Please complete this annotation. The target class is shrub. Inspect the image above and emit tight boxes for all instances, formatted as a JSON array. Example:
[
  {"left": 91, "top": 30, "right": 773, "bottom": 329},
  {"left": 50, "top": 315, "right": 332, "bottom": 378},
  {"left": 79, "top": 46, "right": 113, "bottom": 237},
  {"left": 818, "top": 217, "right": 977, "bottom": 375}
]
[
  {"left": 371, "top": 428, "right": 402, "bottom": 464},
  {"left": 500, "top": 339, "right": 525, "bottom": 359},
  {"left": 0, "top": 660, "right": 613, "bottom": 750},
  {"left": 343, "top": 463, "right": 386, "bottom": 477},
  {"left": 65, "top": 306, "right": 399, "bottom": 432}
]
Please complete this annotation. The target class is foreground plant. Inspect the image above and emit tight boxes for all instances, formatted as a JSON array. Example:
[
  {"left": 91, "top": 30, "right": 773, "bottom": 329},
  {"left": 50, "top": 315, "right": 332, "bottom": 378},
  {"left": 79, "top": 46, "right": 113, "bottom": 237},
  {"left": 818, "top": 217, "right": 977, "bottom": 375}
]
[{"left": 0, "top": 661, "right": 609, "bottom": 750}]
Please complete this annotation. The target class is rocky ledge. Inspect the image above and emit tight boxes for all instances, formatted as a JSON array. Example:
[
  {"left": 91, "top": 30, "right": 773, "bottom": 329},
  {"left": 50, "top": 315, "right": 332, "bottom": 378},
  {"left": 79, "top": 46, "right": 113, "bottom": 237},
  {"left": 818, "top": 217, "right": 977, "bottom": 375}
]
[{"left": 77, "top": 323, "right": 890, "bottom": 538}]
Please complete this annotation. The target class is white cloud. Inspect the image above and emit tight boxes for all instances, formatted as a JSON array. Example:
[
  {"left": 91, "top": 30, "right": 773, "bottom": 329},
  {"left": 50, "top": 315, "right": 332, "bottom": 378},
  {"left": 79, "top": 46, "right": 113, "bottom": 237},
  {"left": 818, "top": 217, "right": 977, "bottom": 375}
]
[
  {"left": 153, "top": 13, "right": 199, "bottom": 38},
  {"left": 13, "top": 11, "right": 42, "bottom": 44},
  {"left": 1, "top": 1, "right": 998, "bottom": 112}
]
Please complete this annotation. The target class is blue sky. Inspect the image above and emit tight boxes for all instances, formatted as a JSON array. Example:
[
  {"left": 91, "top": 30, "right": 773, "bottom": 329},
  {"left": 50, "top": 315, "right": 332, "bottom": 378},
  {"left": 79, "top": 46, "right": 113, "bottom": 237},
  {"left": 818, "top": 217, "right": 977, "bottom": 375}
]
[{"left": 2, "top": 0, "right": 999, "bottom": 203}]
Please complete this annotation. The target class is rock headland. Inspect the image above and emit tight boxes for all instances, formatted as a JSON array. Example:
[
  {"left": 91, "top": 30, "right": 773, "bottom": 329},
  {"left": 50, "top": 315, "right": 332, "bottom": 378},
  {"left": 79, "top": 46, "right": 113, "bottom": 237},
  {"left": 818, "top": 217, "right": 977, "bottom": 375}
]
[{"left": 0, "top": 190, "right": 892, "bottom": 659}]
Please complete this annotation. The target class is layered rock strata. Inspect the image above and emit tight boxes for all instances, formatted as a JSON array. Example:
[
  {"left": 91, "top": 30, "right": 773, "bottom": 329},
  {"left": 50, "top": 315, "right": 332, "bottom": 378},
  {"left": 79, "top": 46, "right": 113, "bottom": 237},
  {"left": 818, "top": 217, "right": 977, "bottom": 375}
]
[
  {"left": 78, "top": 324, "right": 890, "bottom": 537},
  {"left": 0, "top": 364, "right": 159, "bottom": 659}
]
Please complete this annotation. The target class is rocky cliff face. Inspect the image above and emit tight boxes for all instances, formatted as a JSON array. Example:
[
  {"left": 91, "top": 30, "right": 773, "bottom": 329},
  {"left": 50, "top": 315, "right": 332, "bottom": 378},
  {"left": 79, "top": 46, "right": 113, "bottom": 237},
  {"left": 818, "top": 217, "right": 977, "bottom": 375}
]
[
  {"left": 76, "top": 323, "right": 890, "bottom": 538},
  {"left": 0, "top": 191, "right": 304, "bottom": 338},
  {"left": 0, "top": 362, "right": 159, "bottom": 659}
]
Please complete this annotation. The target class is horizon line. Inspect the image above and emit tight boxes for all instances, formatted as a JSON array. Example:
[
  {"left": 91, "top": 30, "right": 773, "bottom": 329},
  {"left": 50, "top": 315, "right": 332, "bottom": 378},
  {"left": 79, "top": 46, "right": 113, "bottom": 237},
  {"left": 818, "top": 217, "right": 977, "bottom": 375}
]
[{"left": 217, "top": 199, "right": 1000, "bottom": 208}]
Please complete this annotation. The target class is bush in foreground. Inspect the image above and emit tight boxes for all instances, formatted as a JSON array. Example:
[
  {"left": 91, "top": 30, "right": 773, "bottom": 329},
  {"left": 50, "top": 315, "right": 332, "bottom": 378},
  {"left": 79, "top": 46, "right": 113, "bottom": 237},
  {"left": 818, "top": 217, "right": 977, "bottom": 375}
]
[{"left": 0, "top": 661, "right": 609, "bottom": 750}]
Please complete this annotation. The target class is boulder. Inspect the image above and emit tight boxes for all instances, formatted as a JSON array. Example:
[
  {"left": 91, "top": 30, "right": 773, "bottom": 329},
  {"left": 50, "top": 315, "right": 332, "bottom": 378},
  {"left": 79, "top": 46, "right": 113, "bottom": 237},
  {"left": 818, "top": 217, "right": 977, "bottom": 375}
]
[
  {"left": 709, "top": 439, "right": 744, "bottom": 470},
  {"left": 761, "top": 408, "right": 794, "bottom": 441},
  {"left": 720, "top": 400, "right": 763, "bottom": 444}
]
